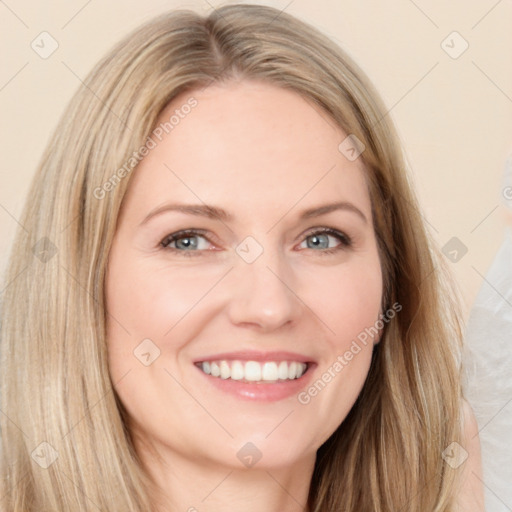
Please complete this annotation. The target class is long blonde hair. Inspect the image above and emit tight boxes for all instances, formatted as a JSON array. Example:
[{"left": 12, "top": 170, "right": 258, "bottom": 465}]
[{"left": 0, "top": 4, "right": 465, "bottom": 510}]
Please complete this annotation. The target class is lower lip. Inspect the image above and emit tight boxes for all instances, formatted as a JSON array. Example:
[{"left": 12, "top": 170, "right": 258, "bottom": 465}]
[{"left": 195, "top": 364, "right": 316, "bottom": 401}]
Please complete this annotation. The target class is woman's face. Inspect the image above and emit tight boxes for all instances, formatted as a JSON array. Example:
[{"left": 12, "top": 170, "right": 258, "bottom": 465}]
[{"left": 105, "top": 80, "right": 383, "bottom": 471}]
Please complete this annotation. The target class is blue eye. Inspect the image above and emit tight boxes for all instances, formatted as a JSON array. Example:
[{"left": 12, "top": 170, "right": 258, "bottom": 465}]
[
  {"left": 160, "top": 227, "right": 352, "bottom": 257},
  {"left": 161, "top": 229, "right": 211, "bottom": 256},
  {"left": 299, "top": 228, "right": 352, "bottom": 254}
]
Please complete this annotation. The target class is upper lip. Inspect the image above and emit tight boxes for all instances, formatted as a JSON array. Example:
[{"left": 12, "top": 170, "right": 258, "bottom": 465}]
[{"left": 193, "top": 350, "right": 314, "bottom": 364}]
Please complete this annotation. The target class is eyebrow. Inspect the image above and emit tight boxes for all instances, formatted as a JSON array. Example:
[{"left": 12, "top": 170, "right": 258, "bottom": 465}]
[{"left": 140, "top": 200, "right": 368, "bottom": 226}]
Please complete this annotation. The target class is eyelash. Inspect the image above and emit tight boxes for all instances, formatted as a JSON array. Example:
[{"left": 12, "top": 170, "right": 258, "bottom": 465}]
[{"left": 160, "top": 227, "right": 352, "bottom": 257}]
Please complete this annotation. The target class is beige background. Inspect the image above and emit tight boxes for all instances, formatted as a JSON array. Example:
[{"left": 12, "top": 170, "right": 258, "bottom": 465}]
[
  {"left": 0, "top": 1, "right": 511, "bottom": 508},
  {"left": 1, "top": 0, "right": 511, "bottom": 320}
]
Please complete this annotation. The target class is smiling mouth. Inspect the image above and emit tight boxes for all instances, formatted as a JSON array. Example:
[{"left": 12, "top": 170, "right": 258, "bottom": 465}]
[{"left": 195, "top": 360, "right": 309, "bottom": 383}]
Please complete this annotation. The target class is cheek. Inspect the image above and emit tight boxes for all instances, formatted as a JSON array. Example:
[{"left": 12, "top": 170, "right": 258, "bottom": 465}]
[
  {"left": 295, "top": 251, "right": 382, "bottom": 431},
  {"left": 105, "top": 253, "right": 221, "bottom": 342},
  {"left": 305, "top": 254, "right": 383, "bottom": 347}
]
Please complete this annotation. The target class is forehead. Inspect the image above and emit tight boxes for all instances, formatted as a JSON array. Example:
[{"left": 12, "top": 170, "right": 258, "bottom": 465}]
[{"left": 122, "top": 80, "right": 371, "bottom": 221}]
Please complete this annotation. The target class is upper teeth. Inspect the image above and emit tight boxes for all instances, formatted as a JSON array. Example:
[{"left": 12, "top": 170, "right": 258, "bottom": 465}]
[{"left": 199, "top": 360, "right": 308, "bottom": 382}]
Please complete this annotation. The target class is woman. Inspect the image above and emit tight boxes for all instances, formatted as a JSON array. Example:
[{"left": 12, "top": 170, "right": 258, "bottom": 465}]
[{"left": 0, "top": 4, "right": 484, "bottom": 511}]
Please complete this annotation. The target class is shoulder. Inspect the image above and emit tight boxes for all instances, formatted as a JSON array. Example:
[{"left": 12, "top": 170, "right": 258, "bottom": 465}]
[{"left": 453, "top": 398, "right": 485, "bottom": 511}]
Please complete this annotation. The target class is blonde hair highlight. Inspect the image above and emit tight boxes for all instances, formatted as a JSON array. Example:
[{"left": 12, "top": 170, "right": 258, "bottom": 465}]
[{"left": 0, "top": 4, "right": 465, "bottom": 510}]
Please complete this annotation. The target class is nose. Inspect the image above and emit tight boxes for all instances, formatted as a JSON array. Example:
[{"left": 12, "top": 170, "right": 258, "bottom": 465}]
[{"left": 225, "top": 246, "right": 302, "bottom": 332}]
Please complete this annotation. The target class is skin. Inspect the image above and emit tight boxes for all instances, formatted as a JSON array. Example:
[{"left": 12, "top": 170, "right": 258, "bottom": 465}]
[{"left": 104, "top": 79, "right": 482, "bottom": 510}]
